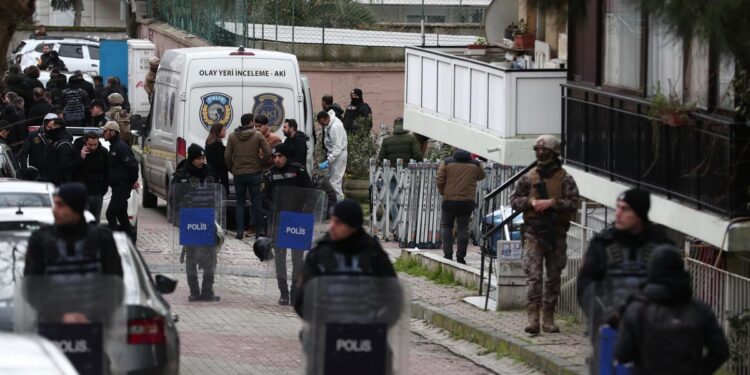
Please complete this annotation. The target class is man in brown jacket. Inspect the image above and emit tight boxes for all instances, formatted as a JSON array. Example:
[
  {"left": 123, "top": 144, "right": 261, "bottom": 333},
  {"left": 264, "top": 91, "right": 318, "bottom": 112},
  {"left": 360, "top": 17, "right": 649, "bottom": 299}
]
[
  {"left": 436, "top": 149, "right": 486, "bottom": 264},
  {"left": 225, "top": 113, "right": 271, "bottom": 239}
]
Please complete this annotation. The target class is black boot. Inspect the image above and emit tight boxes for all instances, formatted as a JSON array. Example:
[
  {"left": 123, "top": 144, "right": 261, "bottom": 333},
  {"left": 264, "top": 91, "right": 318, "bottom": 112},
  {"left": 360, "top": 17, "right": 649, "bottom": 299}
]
[
  {"left": 200, "top": 274, "right": 220, "bottom": 301},
  {"left": 187, "top": 275, "right": 200, "bottom": 302},
  {"left": 277, "top": 278, "right": 290, "bottom": 305}
]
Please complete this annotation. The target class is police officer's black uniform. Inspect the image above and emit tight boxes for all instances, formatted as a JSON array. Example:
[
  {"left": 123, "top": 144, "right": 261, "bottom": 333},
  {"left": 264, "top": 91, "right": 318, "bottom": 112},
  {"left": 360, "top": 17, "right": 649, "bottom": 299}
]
[
  {"left": 262, "top": 144, "right": 313, "bottom": 305},
  {"left": 171, "top": 145, "right": 220, "bottom": 301}
]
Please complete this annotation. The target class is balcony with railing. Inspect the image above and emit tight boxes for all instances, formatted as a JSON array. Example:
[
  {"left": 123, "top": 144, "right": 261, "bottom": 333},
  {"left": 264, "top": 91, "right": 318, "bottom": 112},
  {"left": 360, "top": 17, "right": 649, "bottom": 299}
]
[
  {"left": 403, "top": 46, "right": 566, "bottom": 166},
  {"left": 562, "top": 83, "right": 750, "bottom": 220}
]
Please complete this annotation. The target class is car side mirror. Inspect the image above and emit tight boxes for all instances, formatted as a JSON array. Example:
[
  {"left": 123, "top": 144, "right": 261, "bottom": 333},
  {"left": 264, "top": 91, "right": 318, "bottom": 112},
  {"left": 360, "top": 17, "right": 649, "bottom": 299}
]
[
  {"left": 154, "top": 274, "right": 177, "bottom": 294},
  {"left": 130, "top": 114, "right": 143, "bottom": 132}
]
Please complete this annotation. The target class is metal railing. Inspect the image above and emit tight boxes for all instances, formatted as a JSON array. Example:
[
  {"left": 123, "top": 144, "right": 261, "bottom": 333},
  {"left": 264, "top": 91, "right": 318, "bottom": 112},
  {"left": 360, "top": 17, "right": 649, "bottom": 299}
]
[
  {"left": 558, "top": 222, "right": 598, "bottom": 323},
  {"left": 562, "top": 83, "right": 750, "bottom": 218},
  {"left": 687, "top": 258, "right": 750, "bottom": 375},
  {"left": 369, "top": 158, "right": 522, "bottom": 247}
]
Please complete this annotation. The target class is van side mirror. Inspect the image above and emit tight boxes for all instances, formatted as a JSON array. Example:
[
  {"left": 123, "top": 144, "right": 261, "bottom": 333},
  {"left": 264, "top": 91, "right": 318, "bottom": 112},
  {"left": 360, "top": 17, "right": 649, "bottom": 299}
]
[
  {"left": 130, "top": 114, "right": 143, "bottom": 133},
  {"left": 154, "top": 274, "right": 178, "bottom": 294}
]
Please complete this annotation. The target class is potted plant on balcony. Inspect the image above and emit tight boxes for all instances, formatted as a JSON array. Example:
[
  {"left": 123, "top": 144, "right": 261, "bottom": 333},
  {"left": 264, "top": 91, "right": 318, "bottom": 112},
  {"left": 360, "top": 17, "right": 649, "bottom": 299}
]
[
  {"left": 648, "top": 83, "right": 695, "bottom": 127},
  {"left": 513, "top": 19, "right": 535, "bottom": 50},
  {"left": 466, "top": 36, "right": 489, "bottom": 56}
]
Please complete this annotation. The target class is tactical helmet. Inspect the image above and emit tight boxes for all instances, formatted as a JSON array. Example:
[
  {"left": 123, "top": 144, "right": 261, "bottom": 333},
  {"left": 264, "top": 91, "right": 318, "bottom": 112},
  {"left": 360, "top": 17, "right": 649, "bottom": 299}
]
[
  {"left": 534, "top": 135, "right": 561, "bottom": 155},
  {"left": 148, "top": 56, "right": 161, "bottom": 66},
  {"left": 107, "top": 92, "right": 124, "bottom": 106},
  {"left": 253, "top": 237, "right": 274, "bottom": 261}
]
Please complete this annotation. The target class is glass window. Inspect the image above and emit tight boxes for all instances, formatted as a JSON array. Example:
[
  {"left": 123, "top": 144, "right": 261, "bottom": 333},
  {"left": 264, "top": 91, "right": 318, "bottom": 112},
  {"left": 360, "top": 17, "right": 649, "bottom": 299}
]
[
  {"left": 0, "top": 193, "right": 52, "bottom": 208},
  {"left": 34, "top": 43, "right": 53, "bottom": 53},
  {"left": 686, "top": 38, "right": 709, "bottom": 108},
  {"left": 88, "top": 46, "right": 100, "bottom": 60},
  {"left": 602, "top": 0, "right": 644, "bottom": 91},
  {"left": 717, "top": 54, "right": 735, "bottom": 110},
  {"left": 647, "top": 18, "right": 683, "bottom": 98},
  {"left": 58, "top": 44, "right": 84, "bottom": 59}
]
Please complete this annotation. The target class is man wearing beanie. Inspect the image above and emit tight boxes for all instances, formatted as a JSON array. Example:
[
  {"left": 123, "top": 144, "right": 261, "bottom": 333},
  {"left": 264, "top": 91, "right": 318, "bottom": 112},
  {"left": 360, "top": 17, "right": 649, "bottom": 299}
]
[
  {"left": 510, "top": 134, "right": 579, "bottom": 334},
  {"left": 262, "top": 143, "right": 312, "bottom": 305},
  {"left": 172, "top": 144, "right": 222, "bottom": 301},
  {"left": 342, "top": 88, "right": 372, "bottom": 133},
  {"left": 576, "top": 188, "right": 673, "bottom": 374},
  {"left": 25, "top": 182, "right": 123, "bottom": 277},
  {"left": 293, "top": 199, "right": 397, "bottom": 317},
  {"left": 102, "top": 120, "right": 139, "bottom": 241},
  {"left": 615, "top": 245, "right": 728, "bottom": 374}
]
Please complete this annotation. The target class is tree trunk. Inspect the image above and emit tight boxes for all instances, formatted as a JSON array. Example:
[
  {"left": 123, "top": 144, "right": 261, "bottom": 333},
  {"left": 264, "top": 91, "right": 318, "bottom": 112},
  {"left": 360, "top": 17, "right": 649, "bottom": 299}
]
[
  {"left": 0, "top": 0, "right": 36, "bottom": 78},
  {"left": 74, "top": 0, "right": 83, "bottom": 26}
]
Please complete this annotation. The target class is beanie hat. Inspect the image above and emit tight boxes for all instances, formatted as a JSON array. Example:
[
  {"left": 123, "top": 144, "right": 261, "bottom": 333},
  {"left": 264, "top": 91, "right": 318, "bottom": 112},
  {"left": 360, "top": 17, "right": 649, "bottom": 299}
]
[
  {"left": 271, "top": 143, "right": 290, "bottom": 158},
  {"left": 55, "top": 182, "right": 88, "bottom": 215},
  {"left": 618, "top": 188, "right": 650, "bottom": 223},
  {"left": 647, "top": 245, "right": 686, "bottom": 280},
  {"left": 332, "top": 199, "right": 364, "bottom": 229},
  {"left": 187, "top": 143, "right": 205, "bottom": 163}
]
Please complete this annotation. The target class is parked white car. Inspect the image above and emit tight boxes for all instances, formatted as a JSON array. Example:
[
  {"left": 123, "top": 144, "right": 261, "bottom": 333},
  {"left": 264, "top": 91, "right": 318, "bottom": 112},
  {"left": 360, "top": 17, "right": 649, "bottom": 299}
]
[
  {"left": 10, "top": 38, "right": 99, "bottom": 75},
  {"left": 0, "top": 333, "right": 79, "bottom": 375}
]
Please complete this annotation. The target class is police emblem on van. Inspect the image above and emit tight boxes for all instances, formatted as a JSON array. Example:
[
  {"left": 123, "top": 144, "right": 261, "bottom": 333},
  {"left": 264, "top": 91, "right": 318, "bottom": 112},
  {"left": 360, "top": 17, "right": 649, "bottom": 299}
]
[
  {"left": 199, "top": 93, "right": 233, "bottom": 130},
  {"left": 252, "top": 93, "right": 285, "bottom": 132}
]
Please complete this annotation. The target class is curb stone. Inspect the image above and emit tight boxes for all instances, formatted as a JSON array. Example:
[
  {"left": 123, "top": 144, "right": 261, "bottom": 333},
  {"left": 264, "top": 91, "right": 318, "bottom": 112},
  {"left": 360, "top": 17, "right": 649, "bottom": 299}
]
[{"left": 410, "top": 300, "right": 587, "bottom": 375}]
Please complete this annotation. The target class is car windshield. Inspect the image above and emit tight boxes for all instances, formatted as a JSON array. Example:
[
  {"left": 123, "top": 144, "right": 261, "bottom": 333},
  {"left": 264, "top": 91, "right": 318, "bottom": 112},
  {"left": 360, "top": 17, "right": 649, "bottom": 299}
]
[{"left": 0, "top": 193, "right": 51, "bottom": 208}]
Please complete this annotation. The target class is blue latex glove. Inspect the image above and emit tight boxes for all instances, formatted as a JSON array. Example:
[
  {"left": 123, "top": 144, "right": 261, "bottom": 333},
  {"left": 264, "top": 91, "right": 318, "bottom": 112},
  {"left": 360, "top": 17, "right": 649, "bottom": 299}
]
[{"left": 318, "top": 160, "right": 330, "bottom": 170}]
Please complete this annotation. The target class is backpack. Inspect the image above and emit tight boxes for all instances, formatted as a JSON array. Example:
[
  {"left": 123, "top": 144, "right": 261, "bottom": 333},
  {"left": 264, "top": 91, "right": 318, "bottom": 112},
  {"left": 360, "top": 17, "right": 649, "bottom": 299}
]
[{"left": 635, "top": 298, "right": 704, "bottom": 373}]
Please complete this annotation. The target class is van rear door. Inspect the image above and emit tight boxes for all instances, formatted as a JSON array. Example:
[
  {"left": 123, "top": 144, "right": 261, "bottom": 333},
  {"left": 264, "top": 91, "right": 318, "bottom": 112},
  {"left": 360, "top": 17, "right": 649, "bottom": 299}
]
[
  {"left": 186, "top": 59, "right": 245, "bottom": 151},
  {"left": 241, "top": 58, "right": 299, "bottom": 139}
]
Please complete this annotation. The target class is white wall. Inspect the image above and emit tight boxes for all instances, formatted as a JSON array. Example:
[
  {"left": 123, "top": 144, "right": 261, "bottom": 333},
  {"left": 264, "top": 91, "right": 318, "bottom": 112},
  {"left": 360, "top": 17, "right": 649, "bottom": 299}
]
[{"left": 35, "top": 0, "right": 126, "bottom": 27}]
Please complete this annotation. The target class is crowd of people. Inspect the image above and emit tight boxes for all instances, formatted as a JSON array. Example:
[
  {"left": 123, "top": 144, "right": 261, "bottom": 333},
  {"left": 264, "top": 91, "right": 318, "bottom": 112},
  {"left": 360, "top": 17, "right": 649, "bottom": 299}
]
[{"left": 1, "top": 63, "right": 138, "bottom": 239}]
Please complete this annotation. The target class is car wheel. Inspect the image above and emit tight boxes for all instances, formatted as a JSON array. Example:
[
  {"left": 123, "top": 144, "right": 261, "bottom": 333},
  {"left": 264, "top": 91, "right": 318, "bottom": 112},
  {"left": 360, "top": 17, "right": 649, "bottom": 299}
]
[{"left": 142, "top": 185, "right": 158, "bottom": 208}]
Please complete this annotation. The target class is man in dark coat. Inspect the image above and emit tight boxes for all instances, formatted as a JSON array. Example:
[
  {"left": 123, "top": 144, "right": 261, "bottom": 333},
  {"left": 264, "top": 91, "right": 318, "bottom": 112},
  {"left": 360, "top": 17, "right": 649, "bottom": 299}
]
[
  {"left": 294, "top": 200, "right": 397, "bottom": 317},
  {"left": 70, "top": 132, "right": 110, "bottom": 223},
  {"left": 27, "top": 87, "right": 53, "bottom": 127},
  {"left": 576, "top": 188, "right": 674, "bottom": 374},
  {"left": 281, "top": 119, "right": 308, "bottom": 166},
  {"left": 342, "top": 88, "right": 372, "bottom": 133},
  {"left": 262, "top": 143, "right": 312, "bottom": 305},
  {"left": 102, "top": 121, "right": 139, "bottom": 240},
  {"left": 43, "top": 117, "right": 76, "bottom": 185},
  {"left": 615, "top": 245, "right": 729, "bottom": 375}
]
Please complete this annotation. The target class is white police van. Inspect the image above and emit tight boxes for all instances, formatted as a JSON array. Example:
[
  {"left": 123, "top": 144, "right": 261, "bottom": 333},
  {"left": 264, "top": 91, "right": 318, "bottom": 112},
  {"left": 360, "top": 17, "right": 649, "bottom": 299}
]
[{"left": 140, "top": 46, "right": 314, "bottom": 207}]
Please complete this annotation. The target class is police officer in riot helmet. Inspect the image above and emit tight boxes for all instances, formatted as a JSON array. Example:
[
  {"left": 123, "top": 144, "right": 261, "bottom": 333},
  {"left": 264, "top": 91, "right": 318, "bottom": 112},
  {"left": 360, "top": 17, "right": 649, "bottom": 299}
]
[
  {"left": 172, "top": 144, "right": 222, "bottom": 301},
  {"left": 261, "top": 143, "right": 313, "bottom": 305},
  {"left": 576, "top": 188, "right": 674, "bottom": 371},
  {"left": 293, "top": 200, "right": 397, "bottom": 318}
]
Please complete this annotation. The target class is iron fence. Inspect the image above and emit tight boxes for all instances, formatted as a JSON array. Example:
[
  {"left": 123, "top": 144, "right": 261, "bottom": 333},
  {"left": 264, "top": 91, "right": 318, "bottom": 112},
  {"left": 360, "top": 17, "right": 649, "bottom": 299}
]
[
  {"left": 558, "top": 222, "right": 598, "bottom": 323},
  {"left": 687, "top": 258, "right": 750, "bottom": 375},
  {"left": 369, "top": 158, "right": 521, "bottom": 247},
  {"left": 146, "top": 0, "right": 483, "bottom": 61},
  {"left": 562, "top": 83, "right": 750, "bottom": 219}
]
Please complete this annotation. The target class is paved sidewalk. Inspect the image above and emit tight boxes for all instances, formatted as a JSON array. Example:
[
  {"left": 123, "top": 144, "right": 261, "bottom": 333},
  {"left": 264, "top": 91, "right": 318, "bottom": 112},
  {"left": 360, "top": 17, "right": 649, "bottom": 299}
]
[
  {"left": 137, "top": 204, "right": 539, "bottom": 374},
  {"left": 381, "top": 242, "right": 590, "bottom": 375}
]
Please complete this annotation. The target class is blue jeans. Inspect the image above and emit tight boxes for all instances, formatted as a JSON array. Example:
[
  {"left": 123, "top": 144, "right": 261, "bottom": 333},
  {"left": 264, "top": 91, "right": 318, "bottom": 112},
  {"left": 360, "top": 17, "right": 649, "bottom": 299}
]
[{"left": 234, "top": 172, "right": 265, "bottom": 234}]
